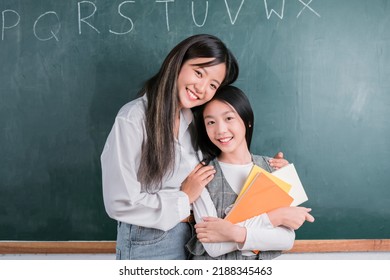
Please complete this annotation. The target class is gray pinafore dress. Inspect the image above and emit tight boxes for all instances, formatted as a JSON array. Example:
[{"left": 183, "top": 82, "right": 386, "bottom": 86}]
[{"left": 186, "top": 155, "right": 282, "bottom": 260}]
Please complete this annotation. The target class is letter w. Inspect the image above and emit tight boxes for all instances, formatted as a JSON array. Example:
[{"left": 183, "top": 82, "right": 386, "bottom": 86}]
[{"left": 263, "top": 0, "right": 285, "bottom": 19}]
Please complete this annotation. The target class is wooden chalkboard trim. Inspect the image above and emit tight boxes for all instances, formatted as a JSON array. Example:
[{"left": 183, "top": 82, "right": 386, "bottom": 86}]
[
  {"left": 0, "top": 240, "right": 390, "bottom": 254},
  {"left": 289, "top": 239, "right": 390, "bottom": 253},
  {"left": 0, "top": 241, "right": 115, "bottom": 254}
]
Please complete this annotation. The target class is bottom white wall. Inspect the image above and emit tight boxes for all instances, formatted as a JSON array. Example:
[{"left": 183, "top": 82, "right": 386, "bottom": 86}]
[{"left": 1, "top": 252, "right": 389, "bottom": 260}]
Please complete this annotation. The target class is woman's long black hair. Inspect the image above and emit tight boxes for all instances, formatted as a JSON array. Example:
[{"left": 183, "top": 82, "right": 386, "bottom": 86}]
[{"left": 138, "top": 34, "right": 239, "bottom": 193}]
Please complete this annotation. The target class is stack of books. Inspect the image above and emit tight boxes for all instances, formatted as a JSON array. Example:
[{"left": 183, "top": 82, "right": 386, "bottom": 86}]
[{"left": 225, "top": 164, "right": 308, "bottom": 224}]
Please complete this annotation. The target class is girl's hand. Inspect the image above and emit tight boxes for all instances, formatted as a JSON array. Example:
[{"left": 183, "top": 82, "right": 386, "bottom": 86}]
[
  {"left": 267, "top": 206, "right": 315, "bottom": 230},
  {"left": 180, "top": 163, "right": 215, "bottom": 203},
  {"left": 194, "top": 217, "right": 246, "bottom": 243},
  {"left": 268, "top": 152, "right": 289, "bottom": 170}
]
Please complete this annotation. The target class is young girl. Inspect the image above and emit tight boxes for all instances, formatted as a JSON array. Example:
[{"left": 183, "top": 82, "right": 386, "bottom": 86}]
[
  {"left": 101, "top": 34, "right": 239, "bottom": 260},
  {"left": 187, "top": 85, "right": 315, "bottom": 260}
]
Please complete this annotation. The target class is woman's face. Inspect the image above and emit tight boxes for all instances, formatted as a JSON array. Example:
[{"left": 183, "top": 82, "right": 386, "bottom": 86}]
[{"left": 177, "top": 58, "right": 226, "bottom": 110}]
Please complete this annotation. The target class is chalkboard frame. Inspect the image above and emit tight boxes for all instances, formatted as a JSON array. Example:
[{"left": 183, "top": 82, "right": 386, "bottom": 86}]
[{"left": 1, "top": 0, "right": 390, "bottom": 243}]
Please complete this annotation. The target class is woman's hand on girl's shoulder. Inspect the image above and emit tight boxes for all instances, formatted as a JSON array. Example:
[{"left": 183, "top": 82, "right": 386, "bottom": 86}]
[
  {"left": 268, "top": 152, "right": 289, "bottom": 170},
  {"left": 180, "top": 163, "right": 216, "bottom": 203}
]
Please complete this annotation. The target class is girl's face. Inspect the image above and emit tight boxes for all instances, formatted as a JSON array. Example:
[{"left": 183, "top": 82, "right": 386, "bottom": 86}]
[
  {"left": 177, "top": 58, "right": 226, "bottom": 110},
  {"left": 203, "top": 99, "right": 248, "bottom": 157}
]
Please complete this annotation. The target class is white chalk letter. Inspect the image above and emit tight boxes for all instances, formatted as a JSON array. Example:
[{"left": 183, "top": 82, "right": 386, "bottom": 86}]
[
  {"left": 263, "top": 0, "right": 285, "bottom": 19},
  {"left": 296, "top": 0, "right": 320, "bottom": 18},
  {"left": 2, "top": 9, "right": 20, "bottom": 41},
  {"left": 109, "top": 1, "right": 135, "bottom": 35},
  {"left": 33, "top": 11, "right": 61, "bottom": 41},
  {"left": 191, "top": 1, "right": 208, "bottom": 27},
  {"left": 156, "top": 0, "right": 174, "bottom": 32},
  {"left": 78, "top": 1, "right": 100, "bottom": 34},
  {"left": 224, "top": 0, "right": 245, "bottom": 25}
]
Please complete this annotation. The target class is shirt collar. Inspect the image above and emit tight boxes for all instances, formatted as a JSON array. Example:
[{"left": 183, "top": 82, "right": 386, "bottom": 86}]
[
  {"left": 178, "top": 108, "right": 193, "bottom": 141},
  {"left": 181, "top": 108, "right": 193, "bottom": 125}
]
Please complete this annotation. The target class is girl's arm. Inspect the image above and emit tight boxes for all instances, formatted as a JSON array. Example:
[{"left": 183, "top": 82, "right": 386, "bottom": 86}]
[
  {"left": 192, "top": 190, "right": 296, "bottom": 257},
  {"left": 194, "top": 215, "right": 295, "bottom": 253},
  {"left": 195, "top": 206, "right": 315, "bottom": 254},
  {"left": 267, "top": 206, "right": 315, "bottom": 230},
  {"left": 238, "top": 206, "right": 315, "bottom": 251},
  {"left": 192, "top": 190, "right": 238, "bottom": 257},
  {"left": 237, "top": 214, "right": 295, "bottom": 251}
]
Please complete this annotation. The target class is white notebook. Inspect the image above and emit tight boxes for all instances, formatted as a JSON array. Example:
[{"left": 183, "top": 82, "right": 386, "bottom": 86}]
[{"left": 272, "top": 163, "right": 308, "bottom": 206}]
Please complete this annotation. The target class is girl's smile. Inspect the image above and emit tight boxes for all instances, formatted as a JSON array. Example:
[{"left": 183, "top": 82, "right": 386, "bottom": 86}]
[{"left": 203, "top": 99, "right": 250, "bottom": 163}]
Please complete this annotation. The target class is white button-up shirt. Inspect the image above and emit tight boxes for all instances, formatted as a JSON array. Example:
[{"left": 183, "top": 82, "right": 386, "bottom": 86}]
[{"left": 101, "top": 95, "right": 198, "bottom": 231}]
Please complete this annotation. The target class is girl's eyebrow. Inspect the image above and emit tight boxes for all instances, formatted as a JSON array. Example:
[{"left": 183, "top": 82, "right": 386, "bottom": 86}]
[{"left": 204, "top": 110, "right": 235, "bottom": 120}]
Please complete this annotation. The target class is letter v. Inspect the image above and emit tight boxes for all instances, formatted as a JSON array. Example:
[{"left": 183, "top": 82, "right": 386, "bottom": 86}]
[{"left": 224, "top": 0, "right": 245, "bottom": 25}]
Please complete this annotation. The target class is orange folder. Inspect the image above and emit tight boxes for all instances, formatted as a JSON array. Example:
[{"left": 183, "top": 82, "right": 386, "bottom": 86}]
[
  {"left": 225, "top": 172, "right": 293, "bottom": 224},
  {"left": 237, "top": 165, "right": 291, "bottom": 199}
]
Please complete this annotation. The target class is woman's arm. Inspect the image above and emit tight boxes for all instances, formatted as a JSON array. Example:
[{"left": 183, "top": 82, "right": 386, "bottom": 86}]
[
  {"left": 268, "top": 152, "right": 289, "bottom": 170},
  {"left": 101, "top": 114, "right": 192, "bottom": 231}
]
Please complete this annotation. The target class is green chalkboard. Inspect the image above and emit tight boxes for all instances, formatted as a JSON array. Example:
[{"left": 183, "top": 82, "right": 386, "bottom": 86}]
[{"left": 1, "top": 0, "right": 389, "bottom": 241}]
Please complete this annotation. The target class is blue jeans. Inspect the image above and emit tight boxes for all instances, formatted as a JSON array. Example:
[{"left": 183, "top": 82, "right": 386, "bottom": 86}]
[{"left": 116, "top": 222, "right": 192, "bottom": 260}]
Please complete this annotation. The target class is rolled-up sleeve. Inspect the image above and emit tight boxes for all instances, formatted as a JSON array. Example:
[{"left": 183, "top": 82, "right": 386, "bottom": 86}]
[
  {"left": 193, "top": 189, "right": 238, "bottom": 258},
  {"left": 101, "top": 104, "right": 191, "bottom": 231},
  {"left": 238, "top": 214, "right": 295, "bottom": 251}
]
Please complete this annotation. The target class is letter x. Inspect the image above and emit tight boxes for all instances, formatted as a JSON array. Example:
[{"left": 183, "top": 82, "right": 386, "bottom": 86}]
[{"left": 297, "top": 0, "right": 320, "bottom": 18}]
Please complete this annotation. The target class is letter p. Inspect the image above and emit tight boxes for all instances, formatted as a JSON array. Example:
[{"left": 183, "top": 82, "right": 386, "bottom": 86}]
[{"left": 2, "top": 10, "right": 20, "bottom": 40}]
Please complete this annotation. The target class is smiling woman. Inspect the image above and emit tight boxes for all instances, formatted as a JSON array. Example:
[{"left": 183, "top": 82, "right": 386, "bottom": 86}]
[{"left": 177, "top": 58, "right": 226, "bottom": 112}]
